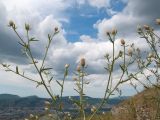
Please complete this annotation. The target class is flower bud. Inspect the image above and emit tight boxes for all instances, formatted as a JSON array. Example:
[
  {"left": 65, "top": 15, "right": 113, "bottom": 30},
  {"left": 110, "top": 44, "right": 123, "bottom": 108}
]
[
  {"left": 143, "top": 25, "right": 150, "bottom": 30},
  {"left": 157, "top": 63, "right": 160, "bottom": 68},
  {"left": 148, "top": 52, "right": 155, "bottom": 58},
  {"left": 120, "top": 39, "right": 125, "bottom": 45},
  {"left": 91, "top": 106, "right": 96, "bottom": 112},
  {"left": 73, "top": 77, "right": 78, "bottom": 81},
  {"left": 128, "top": 48, "right": 132, "bottom": 56},
  {"left": 102, "top": 111, "right": 105, "bottom": 115},
  {"left": 156, "top": 19, "right": 160, "bottom": 25},
  {"left": 65, "top": 64, "right": 69, "bottom": 69},
  {"left": 119, "top": 50, "right": 123, "bottom": 57},
  {"left": 80, "top": 58, "right": 85, "bottom": 67},
  {"left": 9, "top": 20, "right": 14, "bottom": 27},
  {"left": 76, "top": 65, "right": 81, "bottom": 72},
  {"left": 48, "top": 114, "right": 53, "bottom": 117},
  {"left": 67, "top": 113, "right": 71, "bottom": 117},
  {"left": 55, "top": 27, "right": 58, "bottom": 32},
  {"left": 136, "top": 48, "right": 140, "bottom": 52},
  {"left": 44, "top": 107, "right": 49, "bottom": 111},
  {"left": 25, "top": 23, "right": 30, "bottom": 31},
  {"left": 45, "top": 101, "right": 51, "bottom": 106},
  {"left": 29, "top": 114, "right": 34, "bottom": 118},
  {"left": 111, "top": 28, "right": 117, "bottom": 35},
  {"left": 35, "top": 116, "right": 39, "bottom": 120},
  {"left": 105, "top": 53, "right": 109, "bottom": 58},
  {"left": 106, "top": 31, "right": 110, "bottom": 36}
]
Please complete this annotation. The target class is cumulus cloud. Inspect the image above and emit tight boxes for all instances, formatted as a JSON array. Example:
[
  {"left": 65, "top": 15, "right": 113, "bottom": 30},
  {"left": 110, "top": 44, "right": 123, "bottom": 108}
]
[
  {"left": 0, "top": 0, "right": 159, "bottom": 97},
  {"left": 94, "top": 0, "right": 160, "bottom": 40},
  {"left": 0, "top": 0, "right": 70, "bottom": 63}
]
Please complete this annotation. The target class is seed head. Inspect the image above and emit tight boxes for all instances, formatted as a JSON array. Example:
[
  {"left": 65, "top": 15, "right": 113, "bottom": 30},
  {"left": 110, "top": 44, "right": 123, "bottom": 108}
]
[
  {"left": 156, "top": 19, "right": 160, "bottom": 25},
  {"left": 80, "top": 58, "right": 85, "bottom": 67},
  {"left": 25, "top": 23, "right": 30, "bottom": 31},
  {"left": 120, "top": 39, "right": 125, "bottom": 45},
  {"left": 143, "top": 25, "right": 150, "bottom": 30}
]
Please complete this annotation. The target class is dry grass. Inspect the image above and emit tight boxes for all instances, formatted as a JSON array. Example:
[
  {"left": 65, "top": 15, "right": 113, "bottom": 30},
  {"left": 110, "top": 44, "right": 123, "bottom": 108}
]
[{"left": 94, "top": 87, "right": 160, "bottom": 120}]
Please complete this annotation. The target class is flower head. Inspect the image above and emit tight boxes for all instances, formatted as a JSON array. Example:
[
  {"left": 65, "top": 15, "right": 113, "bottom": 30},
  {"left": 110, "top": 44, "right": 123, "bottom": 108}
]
[
  {"left": 143, "top": 25, "right": 150, "bottom": 30},
  {"left": 55, "top": 27, "right": 58, "bottom": 32},
  {"left": 80, "top": 58, "right": 85, "bottom": 67},
  {"left": 76, "top": 65, "right": 81, "bottom": 72},
  {"left": 45, "top": 101, "right": 51, "bottom": 106},
  {"left": 65, "top": 64, "right": 70, "bottom": 69},
  {"left": 44, "top": 107, "right": 49, "bottom": 111},
  {"left": 148, "top": 52, "right": 155, "bottom": 58},
  {"left": 9, "top": 20, "right": 14, "bottom": 27},
  {"left": 120, "top": 39, "right": 125, "bottom": 45},
  {"left": 156, "top": 19, "right": 160, "bottom": 25},
  {"left": 106, "top": 31, "right": 110, "bottom": 36},
  {"left": 73, "top": 77, "right": 78, "bottom": 81},
  {"left": 91, "top": 106, "right": 96, "bottom": 112},
  {"left": 29, "top": 114, "right": 34, "bottom": 119},
  {"left": 111, "top": 28, "right": 117, "bottom": 35},
  {"left": 25, "top": 23, "right": 30, "bottom": 31},
  {"left": 128, "top": 48, "right": 132, "bottom": 56}
]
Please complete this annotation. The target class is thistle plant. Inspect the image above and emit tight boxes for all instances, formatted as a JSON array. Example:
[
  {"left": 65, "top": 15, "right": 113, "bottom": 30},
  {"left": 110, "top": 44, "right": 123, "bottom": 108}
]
[
  {"left": 69, "top": 58, "right": 88, "bottom": 120},
  {"left": 135, "top": 20, "right": 160, "bottom": 119},
  {"left": 1, "top": 20, "right": 69, "bottom": 120},
  {"left": 1, "top": 19, "right": 160, "bottom": 120},
  {"left": 88, "top": 28, "right": 146, "bottom": 120}
]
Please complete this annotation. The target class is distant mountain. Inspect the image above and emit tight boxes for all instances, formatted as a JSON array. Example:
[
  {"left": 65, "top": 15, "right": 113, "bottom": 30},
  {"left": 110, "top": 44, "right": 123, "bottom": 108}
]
[
  {"left": 0, "top": 94, "right": 129, "bottom": 120},
  {"left": 0, "top": 94, "right": 20, "bottom": 100},
  {"left": 0, "top": 94, "right": 128, "bottom": 108}
]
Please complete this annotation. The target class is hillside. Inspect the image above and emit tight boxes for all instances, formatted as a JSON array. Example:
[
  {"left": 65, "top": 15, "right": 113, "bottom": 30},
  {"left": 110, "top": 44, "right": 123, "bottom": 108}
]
[{"left": 100, "top": 87, "right": 160, "bottom": 120}]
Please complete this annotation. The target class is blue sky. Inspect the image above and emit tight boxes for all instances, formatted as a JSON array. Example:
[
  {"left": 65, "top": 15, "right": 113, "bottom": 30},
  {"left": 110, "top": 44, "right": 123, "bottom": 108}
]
[
  {"left": 0, "top": 0, "right": 159, "bottom": 98},
  {"left": 64, "top": 0, "right": 126, "bottom": 42}
]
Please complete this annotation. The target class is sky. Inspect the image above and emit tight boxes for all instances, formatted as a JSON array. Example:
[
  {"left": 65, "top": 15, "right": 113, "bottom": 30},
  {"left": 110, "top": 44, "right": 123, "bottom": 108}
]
[{"left": 0, "top": 0, "right": 160, "bottom": 98}]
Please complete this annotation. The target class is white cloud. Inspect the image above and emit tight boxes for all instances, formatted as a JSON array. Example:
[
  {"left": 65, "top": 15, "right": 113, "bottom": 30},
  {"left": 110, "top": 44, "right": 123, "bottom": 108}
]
[
  {"left": 94, "top": 0, "right": 160, "bottom": 40},
  {"left": 87, "top": 0, "right": 110, "bottom": 8},
  {"left": 0, "top": 0, "right": 159, "bottom": 98}
]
